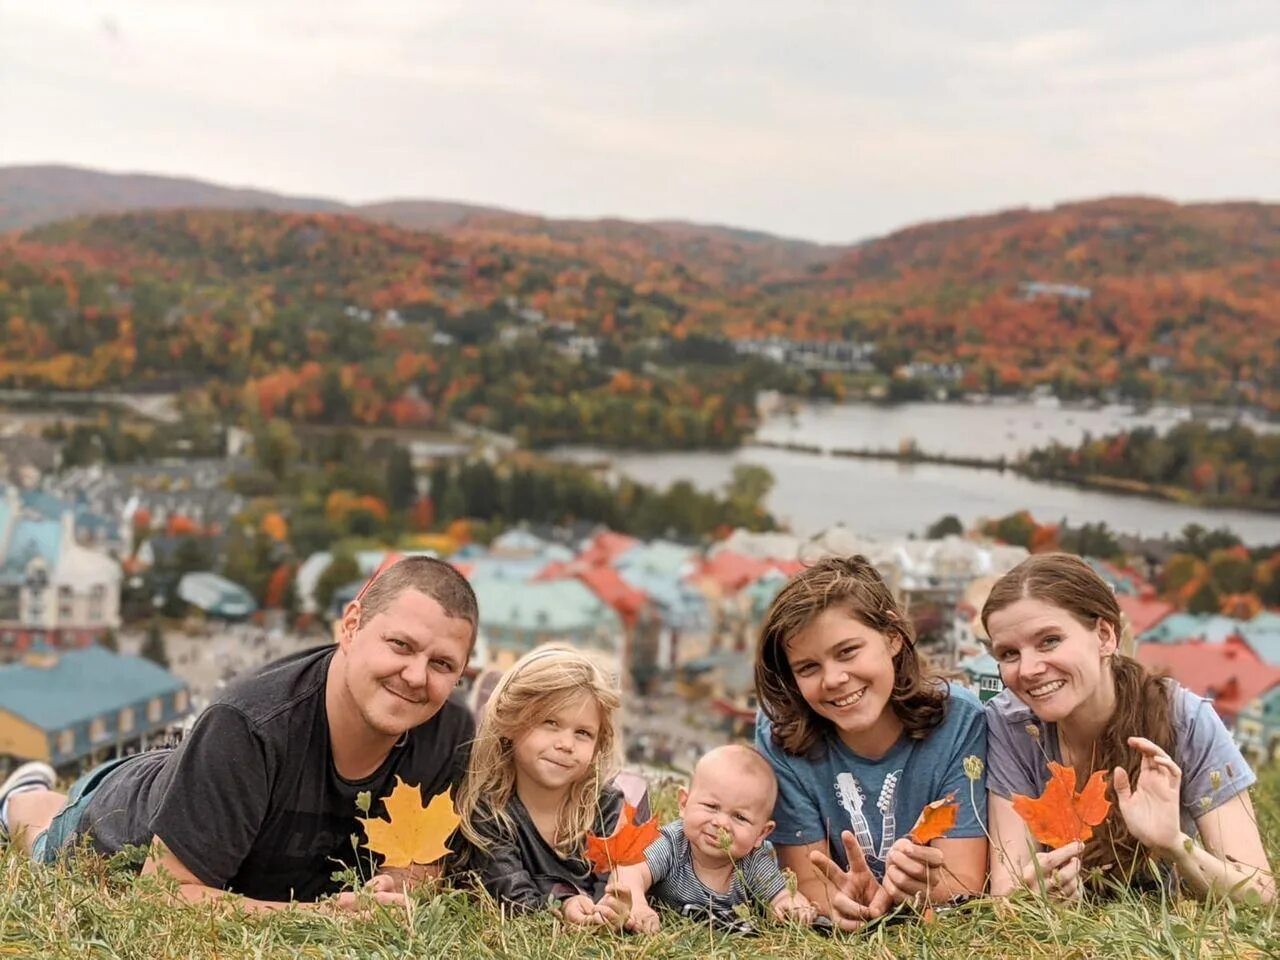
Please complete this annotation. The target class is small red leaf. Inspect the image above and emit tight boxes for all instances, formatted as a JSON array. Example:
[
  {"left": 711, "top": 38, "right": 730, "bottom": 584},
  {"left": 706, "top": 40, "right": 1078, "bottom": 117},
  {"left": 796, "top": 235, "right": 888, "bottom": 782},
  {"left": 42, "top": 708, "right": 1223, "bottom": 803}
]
[
  {"left": 584, "top": 803, "right": 660, "bottom": 874},
  {"left": 908, "top": 793, "right": 959, "bottom": 844}
]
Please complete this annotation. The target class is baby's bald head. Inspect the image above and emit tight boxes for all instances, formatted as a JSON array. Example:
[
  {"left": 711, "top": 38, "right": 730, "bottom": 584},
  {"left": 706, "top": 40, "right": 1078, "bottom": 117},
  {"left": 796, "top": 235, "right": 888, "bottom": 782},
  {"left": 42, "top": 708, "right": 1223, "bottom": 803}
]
[{"left": 689, "top": 744, "right": 778, "bottom": 816}]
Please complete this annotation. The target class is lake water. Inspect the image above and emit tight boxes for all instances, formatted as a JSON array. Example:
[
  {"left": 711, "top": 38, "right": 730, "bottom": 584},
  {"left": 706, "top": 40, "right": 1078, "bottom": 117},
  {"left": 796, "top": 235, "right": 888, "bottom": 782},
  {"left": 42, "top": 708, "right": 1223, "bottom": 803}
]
[
  {"left": 553, "top": 402, "right": 1280, "bottom": 545},
  {"left": 754, "top": 399, "right": 1277, "bottom": 459}
]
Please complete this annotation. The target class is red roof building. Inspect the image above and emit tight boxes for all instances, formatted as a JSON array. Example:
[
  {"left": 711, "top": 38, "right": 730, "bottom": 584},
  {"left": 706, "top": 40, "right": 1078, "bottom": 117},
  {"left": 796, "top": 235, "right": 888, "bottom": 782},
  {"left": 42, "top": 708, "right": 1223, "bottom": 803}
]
[
  {"left": 574, "top": 565, "right": 649, "bottom": 628},
  {"left": 1117, "top": 594, "right": 1177, "bottom": 638},
  {"left": 578, "top": 531, "right": 640, "bottom": 568},
  {"left": 690, "top": 552, "right": 805, "bottom": 596},
  {"left": 1137, "top": 635, "right": 1280, "bottom": 726}
]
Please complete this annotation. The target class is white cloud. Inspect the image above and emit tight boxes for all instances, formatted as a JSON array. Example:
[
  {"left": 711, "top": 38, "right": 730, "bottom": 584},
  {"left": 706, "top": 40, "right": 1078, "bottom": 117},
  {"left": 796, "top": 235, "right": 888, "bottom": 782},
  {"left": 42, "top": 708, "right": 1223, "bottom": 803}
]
[{"left": 0, "top": 0, "right": 1276, "bottom": 242}]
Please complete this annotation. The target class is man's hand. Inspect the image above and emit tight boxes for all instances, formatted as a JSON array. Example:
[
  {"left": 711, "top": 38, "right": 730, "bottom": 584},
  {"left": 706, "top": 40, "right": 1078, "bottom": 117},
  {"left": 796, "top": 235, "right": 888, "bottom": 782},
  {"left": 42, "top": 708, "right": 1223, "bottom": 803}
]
[
  {"left": 364, "top": 873, "right": 403, "bottom": 894},
  {"left": 808, "top": 831, "right": 892, "bottom": 932},
  {"left": 330, "top": 888, "right": 408, "bottom": 913}
]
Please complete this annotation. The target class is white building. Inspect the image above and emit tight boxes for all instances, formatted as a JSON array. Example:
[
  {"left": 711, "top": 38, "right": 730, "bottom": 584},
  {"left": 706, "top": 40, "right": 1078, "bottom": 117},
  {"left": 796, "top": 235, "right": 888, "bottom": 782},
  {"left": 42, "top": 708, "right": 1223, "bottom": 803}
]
[{"left": 0, "top": 486, "right": 121, "bottom": 654}]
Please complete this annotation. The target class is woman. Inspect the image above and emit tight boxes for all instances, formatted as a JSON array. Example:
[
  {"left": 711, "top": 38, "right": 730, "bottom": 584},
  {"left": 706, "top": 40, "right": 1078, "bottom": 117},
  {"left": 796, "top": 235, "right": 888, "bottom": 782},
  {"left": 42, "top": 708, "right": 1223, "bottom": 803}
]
[{"left": 982, "top": 553, "right": 1273, "bottom": 902}]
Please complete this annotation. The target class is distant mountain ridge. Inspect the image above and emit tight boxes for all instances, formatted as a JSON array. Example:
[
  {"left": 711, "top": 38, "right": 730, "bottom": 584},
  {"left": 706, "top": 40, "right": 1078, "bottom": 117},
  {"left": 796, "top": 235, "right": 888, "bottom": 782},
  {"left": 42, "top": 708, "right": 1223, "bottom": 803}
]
[{"left": 0, "top": 164, "right": 836, "bottom": 274}]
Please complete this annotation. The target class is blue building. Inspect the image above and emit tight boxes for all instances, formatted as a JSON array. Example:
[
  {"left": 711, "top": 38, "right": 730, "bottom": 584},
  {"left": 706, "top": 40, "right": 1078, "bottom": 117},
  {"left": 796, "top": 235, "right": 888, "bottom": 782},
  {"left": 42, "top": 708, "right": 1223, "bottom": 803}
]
[{"left": 0, "top": 645, "right": 190, "bottom": 774}]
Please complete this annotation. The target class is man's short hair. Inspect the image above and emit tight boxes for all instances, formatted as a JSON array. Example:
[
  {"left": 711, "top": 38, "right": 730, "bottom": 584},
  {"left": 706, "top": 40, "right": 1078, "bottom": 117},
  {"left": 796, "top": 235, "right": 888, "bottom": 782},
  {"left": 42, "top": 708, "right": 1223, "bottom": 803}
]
[{"left": 355, "top": 556, "right": 478, "bottom": 637}]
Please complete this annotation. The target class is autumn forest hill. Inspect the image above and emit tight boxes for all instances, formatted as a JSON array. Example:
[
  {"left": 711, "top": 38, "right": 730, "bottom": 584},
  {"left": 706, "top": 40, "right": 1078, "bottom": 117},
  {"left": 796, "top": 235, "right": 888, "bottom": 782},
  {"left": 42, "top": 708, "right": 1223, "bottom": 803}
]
[{"left": 0, "top": 196, "right": 1277, "bottom": 453}]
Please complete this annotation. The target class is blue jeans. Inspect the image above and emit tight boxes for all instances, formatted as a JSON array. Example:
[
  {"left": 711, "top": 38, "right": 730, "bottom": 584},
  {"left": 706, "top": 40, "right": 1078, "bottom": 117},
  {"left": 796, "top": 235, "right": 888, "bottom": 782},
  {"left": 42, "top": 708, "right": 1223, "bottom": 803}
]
[{"left": 31, "top": 755, "right": 135, "bottom": 863}]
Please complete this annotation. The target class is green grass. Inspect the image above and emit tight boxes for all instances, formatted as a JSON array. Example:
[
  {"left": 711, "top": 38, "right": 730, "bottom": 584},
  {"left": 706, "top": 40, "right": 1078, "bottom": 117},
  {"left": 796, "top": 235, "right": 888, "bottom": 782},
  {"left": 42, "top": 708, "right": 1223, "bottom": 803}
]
[{"left": 3, "top": 766, "right": 1279, "bottom": 960}]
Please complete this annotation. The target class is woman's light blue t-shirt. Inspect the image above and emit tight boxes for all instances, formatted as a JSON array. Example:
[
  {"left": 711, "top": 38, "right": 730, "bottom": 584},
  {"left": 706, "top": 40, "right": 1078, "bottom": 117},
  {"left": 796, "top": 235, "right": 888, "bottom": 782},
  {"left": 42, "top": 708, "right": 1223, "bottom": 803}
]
[
  {"left": 985, "top": 681, "right": 1255, "bottom": 838},
  {"left": 755, "top": 682, "right": 988, "bottom": 879}
]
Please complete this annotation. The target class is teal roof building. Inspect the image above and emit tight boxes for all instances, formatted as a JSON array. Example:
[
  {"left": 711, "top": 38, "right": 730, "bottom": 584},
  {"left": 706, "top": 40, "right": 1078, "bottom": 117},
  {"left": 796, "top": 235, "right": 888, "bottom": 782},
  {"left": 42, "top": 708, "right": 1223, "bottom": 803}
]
[
  {"left": 469, "top": 576, "right": 623, "bottom": 652},
  {"left": 0, "top": 646, "right": 190, "bottom": 770}
]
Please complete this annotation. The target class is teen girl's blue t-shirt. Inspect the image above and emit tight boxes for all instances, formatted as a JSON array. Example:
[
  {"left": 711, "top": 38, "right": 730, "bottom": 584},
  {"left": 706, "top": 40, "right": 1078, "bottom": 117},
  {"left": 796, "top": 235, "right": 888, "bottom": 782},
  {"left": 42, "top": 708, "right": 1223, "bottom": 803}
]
[{"left": 755, "top": 682, "right": 988, "bottom": 879}]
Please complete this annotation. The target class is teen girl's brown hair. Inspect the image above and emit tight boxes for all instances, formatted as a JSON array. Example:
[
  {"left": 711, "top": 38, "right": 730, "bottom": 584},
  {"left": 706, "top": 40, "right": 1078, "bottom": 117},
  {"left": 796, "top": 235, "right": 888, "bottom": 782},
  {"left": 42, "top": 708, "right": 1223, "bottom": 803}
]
[
  {"left": 981, "top": 552, "right": 1175, "bottom": 884},
  {"left": 755, "top": 555, "right": 947, "bottom": 757}
]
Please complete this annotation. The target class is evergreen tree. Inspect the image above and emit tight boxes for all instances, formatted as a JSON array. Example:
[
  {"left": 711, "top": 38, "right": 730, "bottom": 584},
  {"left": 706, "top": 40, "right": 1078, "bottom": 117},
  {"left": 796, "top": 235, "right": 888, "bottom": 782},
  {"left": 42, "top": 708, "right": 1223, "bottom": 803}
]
[
  {"left": 315, "top": 549, "right": 361, "bottom": 615},
  {"left": 1187, "top": 580, "right": 1222, "bottom": 616},
  {"left": 385, "top": 445, "right": 417, "bottom": 512},
  {"left": 141, "top": 620, "right": 169, "bottom": 669},
  {"left": 926, "top": 514, "right": 964, "bottom": 539}
]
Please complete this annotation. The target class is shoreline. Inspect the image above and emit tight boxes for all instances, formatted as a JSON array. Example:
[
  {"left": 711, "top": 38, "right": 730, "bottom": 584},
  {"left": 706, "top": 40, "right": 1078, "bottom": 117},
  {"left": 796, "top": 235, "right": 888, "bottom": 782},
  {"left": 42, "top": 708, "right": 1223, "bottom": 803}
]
[{"left": 747, "top": 439, "right": 1280, "bottom": 516}]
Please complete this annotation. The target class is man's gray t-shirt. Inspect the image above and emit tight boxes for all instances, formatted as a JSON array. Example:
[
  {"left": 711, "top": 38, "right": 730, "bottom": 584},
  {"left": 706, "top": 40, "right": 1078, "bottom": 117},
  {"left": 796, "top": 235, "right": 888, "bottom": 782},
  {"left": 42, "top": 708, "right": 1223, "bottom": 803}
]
[
  {"left": 755, "top": 682, "right": 988, "bottom": 879},
  {"left": 644, "top": 820, "right": 788, "bottom": 911},
  {"left": 985, "top": 681, "right": 1255, "bottom": 838},
  {"left": 75, "top": 646, "right": 474, "bottom": 902}
]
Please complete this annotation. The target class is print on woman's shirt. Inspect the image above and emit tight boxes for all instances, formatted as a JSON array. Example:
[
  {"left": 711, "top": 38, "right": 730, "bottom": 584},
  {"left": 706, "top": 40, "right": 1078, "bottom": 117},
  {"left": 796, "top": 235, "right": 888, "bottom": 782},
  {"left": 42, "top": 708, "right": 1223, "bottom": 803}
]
[{"left": 834, "top": 769, "right": 902, "bottom": 863}]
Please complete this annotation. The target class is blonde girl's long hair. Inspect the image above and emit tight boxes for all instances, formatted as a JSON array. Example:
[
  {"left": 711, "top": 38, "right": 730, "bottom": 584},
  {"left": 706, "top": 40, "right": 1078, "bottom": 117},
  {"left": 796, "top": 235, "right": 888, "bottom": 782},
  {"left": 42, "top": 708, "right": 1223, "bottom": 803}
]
[{"left": 456, "top": 645, "right": 620, "bottom": 857}]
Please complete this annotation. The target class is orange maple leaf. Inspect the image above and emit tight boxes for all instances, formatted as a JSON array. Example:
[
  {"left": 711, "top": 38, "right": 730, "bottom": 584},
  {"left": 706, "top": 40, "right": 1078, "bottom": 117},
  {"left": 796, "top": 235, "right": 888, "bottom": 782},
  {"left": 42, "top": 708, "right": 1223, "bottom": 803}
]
[
  {"left": 1011, "top": 762, "right": 1112, "bottom": 849},
  {"left": 584, "top": 803, "right": 660, "bottom": 874},
  {"left": 908, "top": 793, "right": 959, "bottom": 844},
  {"left": 359, "top": 776, "right": 460, "bottom": 868}
]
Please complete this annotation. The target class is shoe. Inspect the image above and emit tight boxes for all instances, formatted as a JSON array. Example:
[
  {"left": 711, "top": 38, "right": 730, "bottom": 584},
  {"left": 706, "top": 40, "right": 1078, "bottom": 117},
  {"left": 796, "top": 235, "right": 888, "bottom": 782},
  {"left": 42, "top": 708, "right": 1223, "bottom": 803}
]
[{"left": 0, "top": 761, "right": 56, "bottom": 842}]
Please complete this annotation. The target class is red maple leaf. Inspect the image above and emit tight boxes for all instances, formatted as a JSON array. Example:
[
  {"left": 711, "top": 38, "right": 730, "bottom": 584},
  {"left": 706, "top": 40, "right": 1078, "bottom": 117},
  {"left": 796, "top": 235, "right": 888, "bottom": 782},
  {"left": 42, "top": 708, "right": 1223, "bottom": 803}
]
[
  {"left": 908, "top": 793, "right": 959, "bottom": 845},
  {"left": 584, "top": 803, "right": 660, "bottom": 874},
  {"left": 1012, "top": 762, "right": 1112, "bottom": 848}
]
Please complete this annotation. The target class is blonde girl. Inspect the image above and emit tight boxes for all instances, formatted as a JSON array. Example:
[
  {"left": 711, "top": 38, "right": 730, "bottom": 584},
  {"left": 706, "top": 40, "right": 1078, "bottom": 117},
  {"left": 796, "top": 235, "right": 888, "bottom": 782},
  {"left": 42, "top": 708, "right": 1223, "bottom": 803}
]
[
  {"left": 449, "top": 645, "right": 629, "bottom": 927},
  {"left": 753, "top": 556, "right": 989, "bottom": 930}
]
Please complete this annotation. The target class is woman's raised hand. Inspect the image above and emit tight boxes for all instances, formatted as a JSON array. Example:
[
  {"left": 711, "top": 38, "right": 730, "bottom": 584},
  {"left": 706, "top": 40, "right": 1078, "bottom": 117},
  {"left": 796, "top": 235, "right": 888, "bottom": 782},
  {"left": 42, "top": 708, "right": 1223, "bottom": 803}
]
[
  {"left": 808, "top": 831, "right": 892, "bottom": 931},
  {"left": 1113, "top": 736, "right": 1183, "bottom": 855}
]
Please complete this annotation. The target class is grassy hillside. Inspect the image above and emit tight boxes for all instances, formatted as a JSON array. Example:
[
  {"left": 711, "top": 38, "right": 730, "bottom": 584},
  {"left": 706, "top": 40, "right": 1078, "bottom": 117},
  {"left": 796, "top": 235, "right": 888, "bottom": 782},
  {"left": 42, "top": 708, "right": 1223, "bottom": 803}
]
[{"left": 1, "top": 764, "right": 1277, "bottom": 959}]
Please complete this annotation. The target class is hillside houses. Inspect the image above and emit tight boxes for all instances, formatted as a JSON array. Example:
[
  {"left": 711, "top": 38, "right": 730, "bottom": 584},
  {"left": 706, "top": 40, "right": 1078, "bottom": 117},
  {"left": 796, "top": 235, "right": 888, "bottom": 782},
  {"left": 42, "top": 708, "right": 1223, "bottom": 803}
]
[
  {"left": 0, "top": 485, "right": 121, "bottom": 659},
  {"left": 42, "top": 459, "right": 246, "bottom": 555},
  {"left": 1138, "top": 636, "right": 1280, "bottom": 763}
]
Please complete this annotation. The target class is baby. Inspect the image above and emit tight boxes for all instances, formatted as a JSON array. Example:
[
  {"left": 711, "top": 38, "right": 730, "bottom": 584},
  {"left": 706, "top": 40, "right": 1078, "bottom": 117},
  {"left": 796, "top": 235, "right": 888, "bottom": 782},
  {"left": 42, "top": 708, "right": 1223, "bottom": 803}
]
[{"left": 617, "top": 744, "right": 815, "bottom": 933}]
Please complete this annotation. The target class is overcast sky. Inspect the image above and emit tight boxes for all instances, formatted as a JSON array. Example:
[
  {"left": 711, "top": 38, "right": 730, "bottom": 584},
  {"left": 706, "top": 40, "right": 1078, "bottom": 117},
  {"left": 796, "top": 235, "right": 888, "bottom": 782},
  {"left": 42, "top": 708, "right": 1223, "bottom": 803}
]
[{"left": 2, "top": 1, "right": 1277, "bottom": 243}]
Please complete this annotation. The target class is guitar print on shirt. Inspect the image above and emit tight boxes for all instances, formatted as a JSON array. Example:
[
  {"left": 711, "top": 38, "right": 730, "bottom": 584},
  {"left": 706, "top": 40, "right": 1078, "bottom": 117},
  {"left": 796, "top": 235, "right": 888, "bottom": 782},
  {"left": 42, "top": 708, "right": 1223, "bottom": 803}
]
[{"left": 833, "top": 769, "right": 904, "bottom": 866}]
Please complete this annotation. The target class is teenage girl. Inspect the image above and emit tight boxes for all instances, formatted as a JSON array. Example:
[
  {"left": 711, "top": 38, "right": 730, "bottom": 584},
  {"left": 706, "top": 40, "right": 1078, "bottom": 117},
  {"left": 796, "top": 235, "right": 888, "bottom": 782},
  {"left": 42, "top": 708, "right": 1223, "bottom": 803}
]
[
  {"left": 450, "top": 645, "right": 630, "bottom": 926},
  {"left": 754, "top": 556, "right": 989, "bottom": 930}
]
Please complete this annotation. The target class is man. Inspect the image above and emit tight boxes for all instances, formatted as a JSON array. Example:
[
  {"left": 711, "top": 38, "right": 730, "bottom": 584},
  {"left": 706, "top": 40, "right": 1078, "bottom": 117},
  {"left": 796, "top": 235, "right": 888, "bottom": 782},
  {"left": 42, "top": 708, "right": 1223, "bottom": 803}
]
[{"left": 0, "top": 556, "right": 477, "bottom": 911}]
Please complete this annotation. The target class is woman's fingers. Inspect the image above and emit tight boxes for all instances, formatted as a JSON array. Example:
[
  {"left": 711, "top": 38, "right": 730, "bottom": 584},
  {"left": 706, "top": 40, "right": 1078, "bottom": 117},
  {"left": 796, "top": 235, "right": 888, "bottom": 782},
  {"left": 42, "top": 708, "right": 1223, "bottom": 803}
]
[
  {"left": 1127, "top": 738, "right": 1181, "bottom": 775},
  {"left": 1113, "top": 765, "right": 1132, "bottom": 800},
  {"left": 1127, "top": 736, "right": 1161, "bottom": 755},
  {"left": 1048, "top": 857, "right": 1082, "bottom": 899},
  {"left": 1023, "top": 842, "right": 1083, "bottom": 888},
  {"left": 1054, "top": 857, "right": 1081, "bottom": 885},
  {"left": 1040, "top": 841, "right": 1085, "bottom": 869}
]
